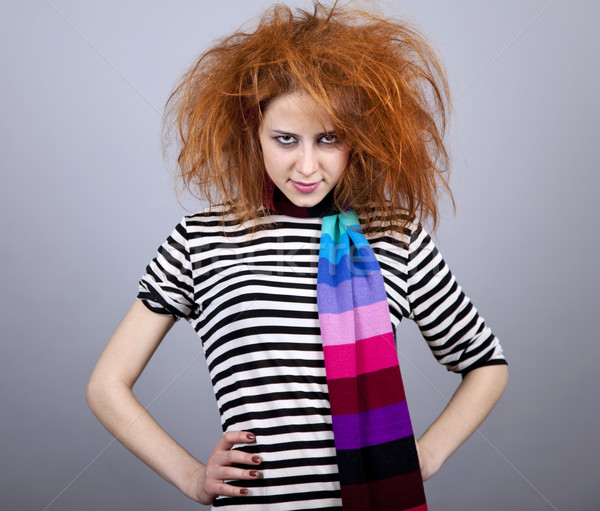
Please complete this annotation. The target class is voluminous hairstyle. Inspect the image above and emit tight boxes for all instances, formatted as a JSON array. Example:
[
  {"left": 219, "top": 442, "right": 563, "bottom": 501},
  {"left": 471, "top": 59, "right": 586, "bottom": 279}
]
[{"left": 165, "top": 1, "right": 453, "bottom": 234}]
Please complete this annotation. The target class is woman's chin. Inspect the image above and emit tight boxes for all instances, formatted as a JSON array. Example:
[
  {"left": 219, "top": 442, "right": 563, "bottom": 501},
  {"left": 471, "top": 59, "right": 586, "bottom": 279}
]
[{"left": 280, "top": 185, "right": 332, "bottom": 209}]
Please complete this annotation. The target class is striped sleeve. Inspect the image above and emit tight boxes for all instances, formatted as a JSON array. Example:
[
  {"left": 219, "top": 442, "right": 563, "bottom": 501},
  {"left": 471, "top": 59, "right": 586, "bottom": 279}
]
[
  {"left": 137, "top": 217, "right": 196, "bottom": 321},
  {"left": 406, "top": 224, "right": 506, "bottom": 374}
]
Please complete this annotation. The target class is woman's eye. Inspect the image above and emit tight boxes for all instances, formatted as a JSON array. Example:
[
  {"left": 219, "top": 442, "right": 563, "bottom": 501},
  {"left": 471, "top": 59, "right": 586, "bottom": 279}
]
[
  {"left": 320, "top": 134, "right": 338, "bottom": 145},
  {"left": 275, "top": 135, "right": 296, "bottom": 145}
]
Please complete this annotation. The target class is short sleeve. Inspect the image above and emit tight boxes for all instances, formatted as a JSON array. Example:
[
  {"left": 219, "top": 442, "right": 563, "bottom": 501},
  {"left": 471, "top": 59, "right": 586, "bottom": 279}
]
[
  {"left": 137, "top": 217, "right": 196, "bottom": 321},
  {"left": 406, "top": 224, "right": 507, "bottom": 374}
]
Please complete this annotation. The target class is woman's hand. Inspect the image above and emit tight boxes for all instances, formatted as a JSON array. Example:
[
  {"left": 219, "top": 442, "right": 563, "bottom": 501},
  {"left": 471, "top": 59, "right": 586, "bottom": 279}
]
[
  {"left": 415, "top": 366, "right": 509, "bottom": 483},
  {"left": 188, "top": 431, "right": 262, "bottom": 505},
  {"left": 415, "top": 440, "right": 440, "bottom": 482}
]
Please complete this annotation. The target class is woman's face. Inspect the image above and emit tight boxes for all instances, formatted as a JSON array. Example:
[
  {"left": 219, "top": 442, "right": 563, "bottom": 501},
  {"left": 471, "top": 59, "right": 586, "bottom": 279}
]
[{"left": 258, "top": 92, "right": 350, "bottom": 208}]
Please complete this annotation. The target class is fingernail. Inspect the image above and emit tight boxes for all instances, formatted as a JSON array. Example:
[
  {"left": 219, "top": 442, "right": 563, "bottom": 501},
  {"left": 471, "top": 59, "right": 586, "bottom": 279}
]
[
  {"left": 240, "top": 488, "right": 248, "bottom": 496},
  {"left": 252, "top": 456, "right": 261, "bottom": 464},
  {"left": 249, "top": 470, "right": 259, "bottom": 477},
  {"left": 246, "top": 433, "right": 255, "bottom": 441}
]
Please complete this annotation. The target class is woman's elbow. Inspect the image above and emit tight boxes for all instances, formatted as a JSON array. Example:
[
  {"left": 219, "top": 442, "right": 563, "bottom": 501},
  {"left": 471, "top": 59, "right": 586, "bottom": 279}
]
[
  {"left": 86, "top": 368, "right": 130, "bottom": 416},
  {"left": 86, "top": 371, "right": 107, "bottom": 415}
]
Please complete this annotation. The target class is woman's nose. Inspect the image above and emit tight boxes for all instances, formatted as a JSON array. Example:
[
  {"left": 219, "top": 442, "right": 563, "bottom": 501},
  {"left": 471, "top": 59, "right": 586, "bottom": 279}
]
[{"left": 298, "top": 147, "right": 318, "bottom": 176}]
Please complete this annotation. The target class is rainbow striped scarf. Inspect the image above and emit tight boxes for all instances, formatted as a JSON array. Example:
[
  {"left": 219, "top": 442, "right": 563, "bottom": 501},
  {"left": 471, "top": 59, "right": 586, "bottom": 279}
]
[{"left": 317, "top": 211, "right": 427, "bottom": 511}]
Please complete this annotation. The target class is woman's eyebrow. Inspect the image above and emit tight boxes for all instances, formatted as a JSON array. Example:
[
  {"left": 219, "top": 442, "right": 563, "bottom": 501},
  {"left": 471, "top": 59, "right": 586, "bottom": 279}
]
[{"left": 268, "top": 128, "right": 295, "bottom": 135}]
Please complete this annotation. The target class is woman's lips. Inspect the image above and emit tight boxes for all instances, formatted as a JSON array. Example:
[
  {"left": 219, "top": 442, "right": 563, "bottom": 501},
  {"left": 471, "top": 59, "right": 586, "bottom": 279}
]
[{"left": 290, "top": 180, "right": 321, "bottom": 193}]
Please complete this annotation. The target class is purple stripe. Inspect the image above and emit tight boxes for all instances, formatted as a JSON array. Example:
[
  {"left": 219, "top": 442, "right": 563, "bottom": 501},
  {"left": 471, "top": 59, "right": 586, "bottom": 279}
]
[
  {"left": 317, "top": 272, "right": 388, "bottom": 314},
  {"left": 331, "top": 401, "right": 414, "bottom": 450}
]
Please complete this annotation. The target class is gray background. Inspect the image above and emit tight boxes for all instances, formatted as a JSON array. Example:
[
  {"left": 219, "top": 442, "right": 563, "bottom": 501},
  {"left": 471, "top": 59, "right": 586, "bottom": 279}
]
[{"left": 1, "top": 1, "right": 598, "bottom": 510}]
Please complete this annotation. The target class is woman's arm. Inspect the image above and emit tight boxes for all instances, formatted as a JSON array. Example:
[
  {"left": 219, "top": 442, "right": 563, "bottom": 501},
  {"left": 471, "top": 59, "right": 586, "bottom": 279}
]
[
  {"left": 402, "top": 225, "right": 509, "bottom": 479},
  {"left": 86, "top": 299, "right": 260, "bottom": 504},
  {"left": 87, "top": 300, "right": 204, "bottom": 496},
  {"left": 416, "top": 363, "right": 508, "bottom": 480}
]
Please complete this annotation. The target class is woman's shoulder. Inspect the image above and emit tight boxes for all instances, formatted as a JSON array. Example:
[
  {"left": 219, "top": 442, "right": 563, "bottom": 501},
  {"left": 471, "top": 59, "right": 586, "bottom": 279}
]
[
  {"left": 358, "top": 206, "right": 423, "bottom": 245},
  {"left": 181, "top": 205, "right": 254, "bottom": 242},
  {"left": 183, "top": 202, "right": 237, "bottom": 222}
]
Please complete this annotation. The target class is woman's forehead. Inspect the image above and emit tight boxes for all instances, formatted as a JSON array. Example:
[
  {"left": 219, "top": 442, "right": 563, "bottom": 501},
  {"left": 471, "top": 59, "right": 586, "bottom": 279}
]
[{"left": 262, "top": 92, "right": 335, "bottom": 130}]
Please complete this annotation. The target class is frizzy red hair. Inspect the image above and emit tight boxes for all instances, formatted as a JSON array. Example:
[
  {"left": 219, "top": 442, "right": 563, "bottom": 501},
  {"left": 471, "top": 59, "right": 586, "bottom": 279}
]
[{"left": 164, "top": 1, "right": 453, "bottom": 234}]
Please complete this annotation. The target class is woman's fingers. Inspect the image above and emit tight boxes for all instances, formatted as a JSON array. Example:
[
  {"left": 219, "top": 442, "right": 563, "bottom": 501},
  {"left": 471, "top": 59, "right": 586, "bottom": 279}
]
[
  {"left": 218, "top": 430, "right": 257, "bottom": 450},
  {"left": 199, "top": 430, "right": 262, "bottom": 502},
  {"left": 211, "top": 431, "right": 261, "bottom": 474},
  {"left": 208, "top": 465, "right": 261, "bottom": 483},
  {"left": 205, "top": 479, "right": 250, "bottom": 498},
  {"left": 213, "top": 445, "right": 261, "bottom": 469}
]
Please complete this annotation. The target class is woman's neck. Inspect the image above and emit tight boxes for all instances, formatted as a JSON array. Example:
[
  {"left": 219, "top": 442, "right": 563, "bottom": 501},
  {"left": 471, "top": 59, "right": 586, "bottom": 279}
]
[{"left": 268, "top": 188, "right": 340, "bottom": 218}]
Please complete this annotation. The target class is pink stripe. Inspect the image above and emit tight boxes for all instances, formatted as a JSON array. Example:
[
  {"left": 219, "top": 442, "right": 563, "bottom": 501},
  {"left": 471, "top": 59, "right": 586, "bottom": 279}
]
[
  {"left": 323, "top": 332, "right": 398, "bottom": 379},
  {"left": 320, "top": 301, "right": 393, "bottom": 347}
]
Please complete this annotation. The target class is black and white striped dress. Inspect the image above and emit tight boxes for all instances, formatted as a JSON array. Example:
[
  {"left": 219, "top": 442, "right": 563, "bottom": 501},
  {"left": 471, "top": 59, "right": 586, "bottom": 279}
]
[{"left": 137, "top": 206, "right": 506, "bottom": 510}]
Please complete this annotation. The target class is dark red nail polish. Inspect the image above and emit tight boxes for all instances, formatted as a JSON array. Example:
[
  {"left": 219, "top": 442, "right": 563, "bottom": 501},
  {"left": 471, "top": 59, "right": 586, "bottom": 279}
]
[
  {"left": 246, "top": 433, "right": 255, "bottom": 441},
  {"left": 240, "top": 488, "right": 248, "bottom": 495},
  {"left": 252, "top": 456, "right": 261, "bottom": 464},
  {"left": 249, "top": 470, "right": 259, "bottom": 477}
]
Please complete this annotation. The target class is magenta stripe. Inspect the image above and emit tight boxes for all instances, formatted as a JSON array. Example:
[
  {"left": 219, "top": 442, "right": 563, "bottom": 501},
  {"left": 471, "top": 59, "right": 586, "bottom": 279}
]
[
  {"left": 331, "top": 401, "right": 413, "bottom": 450},
  {"left": 319, "top": 300, "right": 393, "bottom": 347},
  {"left": 322, "top": 332, "right": 398, "bottom": 379}
]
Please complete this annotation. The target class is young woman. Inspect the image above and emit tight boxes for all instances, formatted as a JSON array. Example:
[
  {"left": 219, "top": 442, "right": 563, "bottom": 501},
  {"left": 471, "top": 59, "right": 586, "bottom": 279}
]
[{"left": 87, "top": 3, "right": 508, "bottom": 510}]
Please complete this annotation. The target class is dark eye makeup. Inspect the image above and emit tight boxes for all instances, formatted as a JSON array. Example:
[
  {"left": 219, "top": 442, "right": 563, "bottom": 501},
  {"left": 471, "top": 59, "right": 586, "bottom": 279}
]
[{"left": 271, "top": 133, "right": 339, "bottom": 146}]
